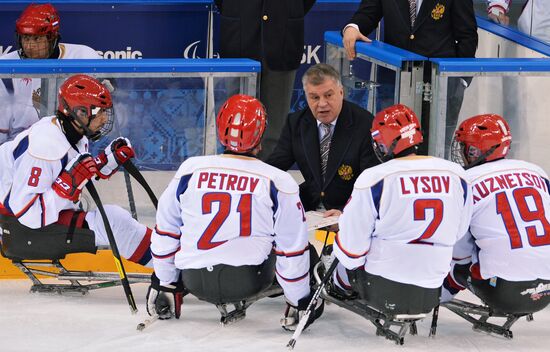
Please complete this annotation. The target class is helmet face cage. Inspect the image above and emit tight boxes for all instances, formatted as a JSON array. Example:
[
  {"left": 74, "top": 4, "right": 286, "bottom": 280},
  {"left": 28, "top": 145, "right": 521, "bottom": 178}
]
[
  {"left": 70, "top": 105, "right": 115, "bottom": 141},
  {"left": 450, "top": 136, "right": 467, "bottom": 167},
  {"left": 16, "top": 33, "right": 59, "bottom": 59}
]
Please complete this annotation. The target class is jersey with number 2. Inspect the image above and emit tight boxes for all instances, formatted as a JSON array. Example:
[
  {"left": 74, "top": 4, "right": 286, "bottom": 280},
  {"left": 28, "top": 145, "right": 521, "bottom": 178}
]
[{"left": 336, "top": 155, "right": 473, "bottom": 288}]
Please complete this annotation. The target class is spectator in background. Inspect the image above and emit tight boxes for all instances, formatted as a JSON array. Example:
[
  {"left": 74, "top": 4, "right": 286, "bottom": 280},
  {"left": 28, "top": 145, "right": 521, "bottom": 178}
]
[
  {"left": 267, "top": 64, "right": 378, "bottom": 218},
  {"left": 213, "top": 0, "right": 316, "bottom": 159},
  {"left": 342, "top": 0, "right": 478, "bottom": 156},
  {"left": 0, "top": 3, "right": 101, "bottom": 144},
  {"left": 488, "top": 0, "right": 550, "bottom": 44}
]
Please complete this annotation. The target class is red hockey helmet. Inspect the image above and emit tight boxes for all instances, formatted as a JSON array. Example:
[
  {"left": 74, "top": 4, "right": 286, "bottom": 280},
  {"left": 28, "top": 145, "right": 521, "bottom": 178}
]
[
  {"left": 58, "top": 74, "right": 114, "bottom": 141},
  {"left": 451, "top": 114, "right": 511, "bottom": 168},
  {"left": 216, "top": 94, "right": 267, "bottom": 153},
  {"left": 371, "top": 104, "right": 423, "bottom": 161},
  {"left": 16, "top": 4, "right": 60, "bottom": 58}
]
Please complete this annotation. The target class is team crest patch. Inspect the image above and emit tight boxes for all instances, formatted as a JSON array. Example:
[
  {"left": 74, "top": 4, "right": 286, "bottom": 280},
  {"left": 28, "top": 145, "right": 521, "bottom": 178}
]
[
  {"left": 431, "top": 3, "right": 445, "bottom": 20},
  {"left": 338, "top": 164, "right": 353, "bottom": 181}
]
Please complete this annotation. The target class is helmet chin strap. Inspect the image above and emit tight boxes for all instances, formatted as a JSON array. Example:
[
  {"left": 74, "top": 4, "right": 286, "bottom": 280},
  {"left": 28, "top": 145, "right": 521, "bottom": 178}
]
[
  {"left": 381, "top": 139, "right": 400, "bottom": 162},
  {"left": 465, "top": 145, "right": 498, "bottom": 170}
]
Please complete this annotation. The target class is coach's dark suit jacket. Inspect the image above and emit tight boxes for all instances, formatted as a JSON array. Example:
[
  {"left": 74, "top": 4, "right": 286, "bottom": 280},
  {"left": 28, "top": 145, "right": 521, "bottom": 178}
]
[
  {"left": 214, "top": 0, "right": 316, "bottom": 71},
  {"left": 267, "top": 101, "right": 379, "bottom": 211},
  {"left": 351, "top": 0, "right": 478, "bottom": 58}
]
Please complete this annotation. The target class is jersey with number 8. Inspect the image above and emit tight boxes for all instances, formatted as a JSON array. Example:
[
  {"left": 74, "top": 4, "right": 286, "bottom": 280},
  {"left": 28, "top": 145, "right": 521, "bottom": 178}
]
[
  {"left": 460, "top": 158, "right": 550, "bottom": 281},
  {"left": 336, "top": 155, "right": 473, "bottom": 288}
]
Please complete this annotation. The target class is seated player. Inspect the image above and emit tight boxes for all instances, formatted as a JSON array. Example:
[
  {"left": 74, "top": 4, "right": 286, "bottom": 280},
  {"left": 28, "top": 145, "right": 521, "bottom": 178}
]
[
  {"left": 0, "top": 3, "right": 102, "bottom": 144},
  {"left": 146, "top": 95, "right": 322, "bottom": 329},
  {"left": 0, "top": 74, "right": 151, "bottom": 267},
  {"left": 331, "top": 104, "right": 472, "bottom": 316},
  {"left": 443, "top": 113, "right": 550, "bottom": 315}
]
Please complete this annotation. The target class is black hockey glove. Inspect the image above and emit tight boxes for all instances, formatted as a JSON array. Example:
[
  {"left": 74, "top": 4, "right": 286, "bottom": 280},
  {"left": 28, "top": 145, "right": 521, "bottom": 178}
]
[
  {"left": 146, "top": 272, "right": 187, "bottom": 320},
  {"left": 280, "top": 292, "right": 325, "bottom": 331}
]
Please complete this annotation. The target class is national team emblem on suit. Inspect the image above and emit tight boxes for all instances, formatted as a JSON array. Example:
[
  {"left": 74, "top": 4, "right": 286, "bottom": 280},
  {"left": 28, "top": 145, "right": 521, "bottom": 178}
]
[
  {"left": 338, "top": 164, "right": 353, "bottom": 181},
  {"left": 431, "top": 3, "right": 445, "bottom": 20}
]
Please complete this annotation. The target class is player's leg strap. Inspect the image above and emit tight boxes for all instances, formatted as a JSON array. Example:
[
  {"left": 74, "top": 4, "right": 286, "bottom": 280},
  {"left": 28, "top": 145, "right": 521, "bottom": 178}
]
[
  {"left": 349, "top": 269, "right": 440, "bottom": 315},
  {"left": 471, "top": 276, "right": 550, "bottom": 315},
  {"left": 181, "top": 253, "right": 276, "bottom": 304},
  {"left": 0, "top": 213, "right": 96, "bottom": 261}
]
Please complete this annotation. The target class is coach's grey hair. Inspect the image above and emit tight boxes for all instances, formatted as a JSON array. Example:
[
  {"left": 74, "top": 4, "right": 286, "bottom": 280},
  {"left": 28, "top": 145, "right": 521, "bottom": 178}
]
[{"left": 302, "top": 63, "right": 342, "bottom": 88}]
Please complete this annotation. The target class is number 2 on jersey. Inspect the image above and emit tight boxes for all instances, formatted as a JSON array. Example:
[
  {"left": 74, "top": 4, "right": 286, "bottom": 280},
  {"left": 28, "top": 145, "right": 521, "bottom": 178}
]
[
  {"left": 409, "top": 199, "right": 444, "bottom": 245},
  {"left": 496, "top": 188, "right": 550, "bottom": 249},
  {"left": 198, "top": 192, "right": 252, "bottom": 250}
]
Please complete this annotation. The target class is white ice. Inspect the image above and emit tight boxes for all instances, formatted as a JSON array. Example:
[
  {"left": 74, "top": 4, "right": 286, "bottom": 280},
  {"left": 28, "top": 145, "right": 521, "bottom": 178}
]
[{"left": 0, "top": 282, "right": 549, "bottom": 352}]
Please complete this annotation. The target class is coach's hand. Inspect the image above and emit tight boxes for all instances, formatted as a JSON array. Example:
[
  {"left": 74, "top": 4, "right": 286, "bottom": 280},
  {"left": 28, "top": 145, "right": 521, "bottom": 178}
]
[{"left": 343, "top": 26, "right": 371, "bottom": 60}]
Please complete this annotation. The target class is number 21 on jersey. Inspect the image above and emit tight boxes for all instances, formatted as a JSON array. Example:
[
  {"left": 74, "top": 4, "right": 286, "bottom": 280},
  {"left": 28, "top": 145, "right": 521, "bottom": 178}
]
[{"left": 198, "top": 192, "right": 252, "bottom": 250}]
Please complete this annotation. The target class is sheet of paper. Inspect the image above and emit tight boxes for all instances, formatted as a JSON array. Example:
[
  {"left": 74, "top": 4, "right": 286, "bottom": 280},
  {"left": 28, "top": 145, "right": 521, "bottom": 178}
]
[{"left": 305, "top": 210, "right": 339, "bottom": 231}]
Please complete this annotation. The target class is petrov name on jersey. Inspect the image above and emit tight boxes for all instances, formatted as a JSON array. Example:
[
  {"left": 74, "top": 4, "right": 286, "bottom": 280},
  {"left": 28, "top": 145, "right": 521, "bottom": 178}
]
[{"left": 197, "top": 171, "right": 260, "bottom": 193}]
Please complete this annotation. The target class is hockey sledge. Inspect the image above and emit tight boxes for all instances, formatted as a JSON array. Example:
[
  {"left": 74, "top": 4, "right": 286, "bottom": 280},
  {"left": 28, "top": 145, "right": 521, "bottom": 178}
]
[
  {"left": 215, "top": 284, "right": 284, "bottom": 325},
  {"left": 0, "top": 214, "right": 149, "bottom": 295},
  {"left": 314, "top": 262, "right": 429, "bottom": 345},
  {"left": 442, "top": 298, "right": 534, "bottom": 339},
  {"left": 179, "top": 255, "right": 282, "bottom": 325}
]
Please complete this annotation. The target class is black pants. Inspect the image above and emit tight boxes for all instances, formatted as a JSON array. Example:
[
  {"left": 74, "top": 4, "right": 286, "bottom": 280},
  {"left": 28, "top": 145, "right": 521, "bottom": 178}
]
[
  {"left": 349, "top": 269, "right": 440, "bottom": 315},
  {"left": 181, "top": 253, "right": 276, "bottom": 304},
  {"left": 452, "top": 264, "right": 550, "bottom": 315},
  {"left": 0, "top": 214, "right": 96, "bottom": 261},
  {"left": 418, "top": 63, "right": 468, "bottom": 157}
]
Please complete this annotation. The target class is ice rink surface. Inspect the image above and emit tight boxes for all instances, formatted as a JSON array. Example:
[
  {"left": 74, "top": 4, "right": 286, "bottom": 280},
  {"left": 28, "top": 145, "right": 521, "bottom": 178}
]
[
  {"left": 0, "top": 281, "right": 549, "bottom": 352},
  {"left": 1, "top": 172, "right": 550, "bottom": 351}
]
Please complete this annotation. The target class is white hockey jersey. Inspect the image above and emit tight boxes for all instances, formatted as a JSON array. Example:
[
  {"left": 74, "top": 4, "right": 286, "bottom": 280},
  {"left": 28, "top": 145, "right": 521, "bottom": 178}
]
[
  {"left": 152, "top": 154, "right": 310, "bottom": 305},
  {"left": 0, "top": 43, "right": 101, "bottom": 144},
  {"left": 335, "top": 155, "right": 473, "bottom": 288},
  {"left": 452, "top": 158, "right": 550, "bottom": 281},
  {"left": 0, "top": 116, "right": 87, "bottom": 228}
]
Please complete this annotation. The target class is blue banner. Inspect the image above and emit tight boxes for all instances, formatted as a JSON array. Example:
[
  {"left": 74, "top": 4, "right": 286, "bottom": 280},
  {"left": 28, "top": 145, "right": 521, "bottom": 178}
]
[{"left": 0, "top": 2, "right": 211, "bottom": 59}]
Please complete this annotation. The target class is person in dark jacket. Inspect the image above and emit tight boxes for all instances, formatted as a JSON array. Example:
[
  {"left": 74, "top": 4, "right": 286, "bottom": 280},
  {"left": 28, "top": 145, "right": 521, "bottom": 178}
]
[
  {"left": 267, "top": 64, "right": 379, "bottom": 216},
  {"left": 342, "top": 0, "right": 478, "bottom": 156}
]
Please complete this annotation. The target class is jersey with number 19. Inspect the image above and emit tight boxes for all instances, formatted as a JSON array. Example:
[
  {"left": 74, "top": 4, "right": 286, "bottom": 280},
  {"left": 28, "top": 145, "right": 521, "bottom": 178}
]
[
  {"left": 452, "top": 159, "right": 550, "bottom": 281},
  {"left": 335, "top": 155, "right": 473, "bottom": 288},
  {"left": 151, "top": 154, "right": 310, "bottom": 305}
]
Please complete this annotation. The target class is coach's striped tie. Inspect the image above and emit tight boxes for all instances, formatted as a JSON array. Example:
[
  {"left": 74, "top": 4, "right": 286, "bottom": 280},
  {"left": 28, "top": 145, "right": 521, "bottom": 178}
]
[
  {"left": 320, "top": 123, "right": 333, "bottom": 181},
  {"left": 409, "top": 0, "right": 417, "bottom": 28}
]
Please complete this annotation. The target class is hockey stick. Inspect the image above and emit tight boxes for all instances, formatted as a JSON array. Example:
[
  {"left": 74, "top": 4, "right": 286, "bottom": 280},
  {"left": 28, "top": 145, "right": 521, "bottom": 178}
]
[
  {"left": 287, "top": 258, "right": 339, "bottom": 350},
  {"left": 123, "top": 169, "right": 138, "bottom": 220},
  {"left": 105, "top": 80, "right": 138, "bottom": 220},
  {"left": 137, "top": 314, "right": 159, "bottom": 331},
  {"left": 122, "top": 160, "right": 158, "bottom": 209},
  {"left": 86, "top": 182, "right": 138, "bottom": 314},
  {"left": 429, "top": 305, "right": 440, "bottom": 337}
]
